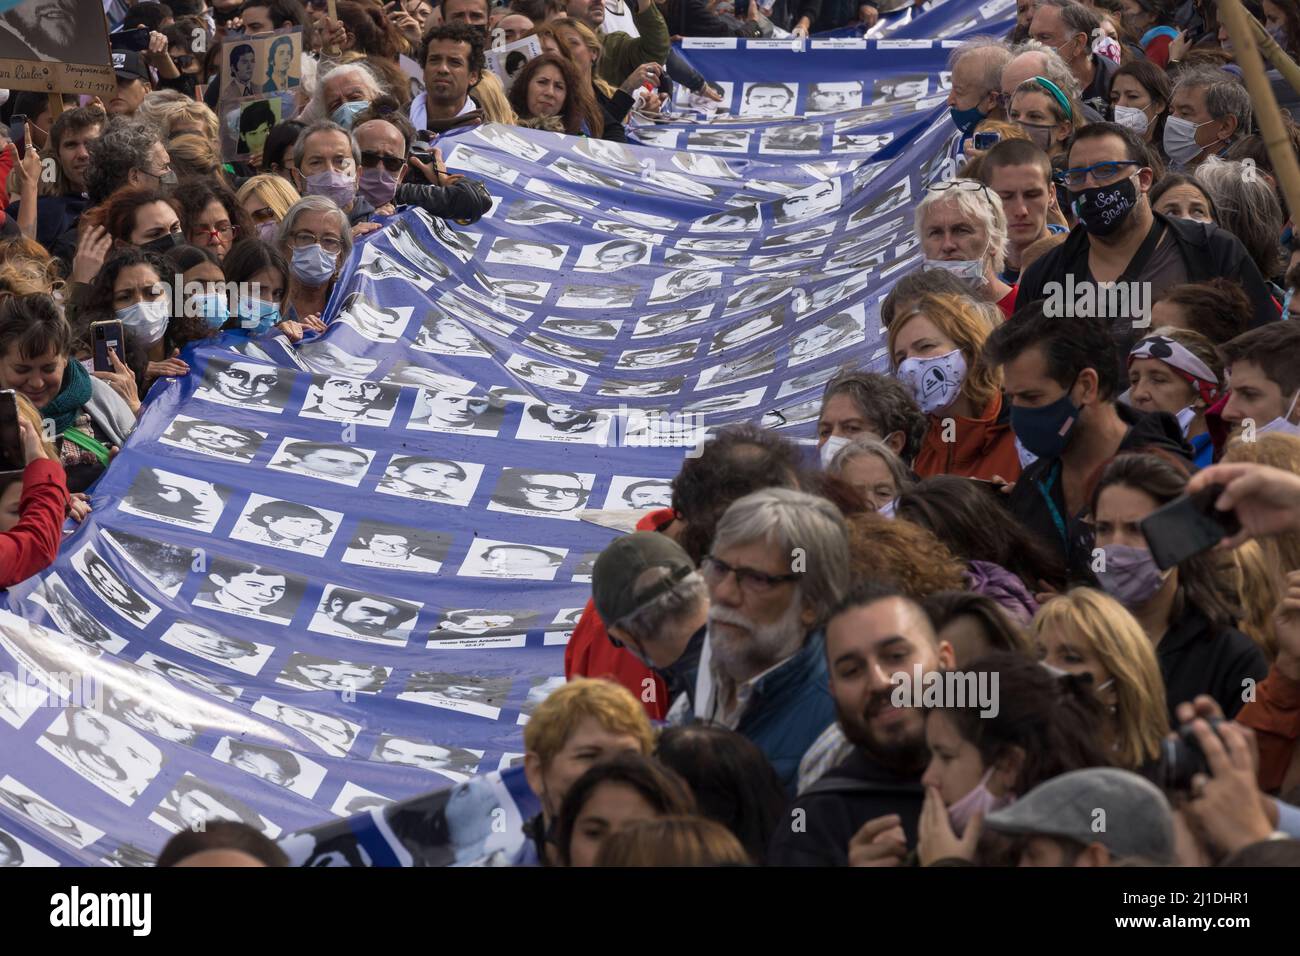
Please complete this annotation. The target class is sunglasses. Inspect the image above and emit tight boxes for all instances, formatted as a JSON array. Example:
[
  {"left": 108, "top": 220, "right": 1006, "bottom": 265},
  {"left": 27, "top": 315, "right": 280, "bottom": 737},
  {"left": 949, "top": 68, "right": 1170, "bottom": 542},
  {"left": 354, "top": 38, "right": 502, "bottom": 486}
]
[{"left": 360, "top": 151, "right": 405, "bottom": 173}]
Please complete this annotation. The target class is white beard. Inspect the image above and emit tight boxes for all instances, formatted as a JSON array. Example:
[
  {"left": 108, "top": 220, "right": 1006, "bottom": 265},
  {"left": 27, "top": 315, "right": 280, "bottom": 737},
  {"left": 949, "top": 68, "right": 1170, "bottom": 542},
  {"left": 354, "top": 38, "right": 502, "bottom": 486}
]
[{"left": 707, "top": 595, "right": 806, "bottom": 683}]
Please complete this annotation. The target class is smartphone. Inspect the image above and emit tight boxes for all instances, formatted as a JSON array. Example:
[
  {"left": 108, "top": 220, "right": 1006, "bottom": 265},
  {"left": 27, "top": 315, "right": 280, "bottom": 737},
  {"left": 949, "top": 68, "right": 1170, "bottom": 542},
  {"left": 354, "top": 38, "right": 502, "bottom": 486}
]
[
  {"left": 8, "top": 114, "right": 24, "bottom": 148},
  {"left": 1140, "top": 483, "right": 1242, "bottom": 570},
  {"left": 91, "top": 319, "right": 125, "bottom": 373},
  {"left": 0, "top": 390, "right": 21, "bottom": 471},
  {"left": 109, "top": 27, "right": 152, "bottom": 52},
  {"left": 973, "top": 130, "right": 1000, "bottom": 150}
]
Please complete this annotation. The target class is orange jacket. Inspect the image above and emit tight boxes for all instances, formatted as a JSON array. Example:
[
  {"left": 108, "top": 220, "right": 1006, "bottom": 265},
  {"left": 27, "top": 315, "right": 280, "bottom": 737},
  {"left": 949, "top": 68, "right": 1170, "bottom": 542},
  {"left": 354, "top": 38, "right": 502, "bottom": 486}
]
[
  {"left": 563, "top": 508, "right": 674, "bottom": 720},
  {"left": 913, "top": 391, "right": 1023, "bottom": 483},
  {"left": 1237, "top": 665, "right": 1300, "bottom": 794}
]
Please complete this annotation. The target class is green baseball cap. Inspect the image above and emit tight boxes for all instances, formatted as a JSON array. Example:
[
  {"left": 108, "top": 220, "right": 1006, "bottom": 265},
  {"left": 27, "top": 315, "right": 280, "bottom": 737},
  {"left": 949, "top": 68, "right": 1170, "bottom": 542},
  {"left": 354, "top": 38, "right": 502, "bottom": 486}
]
[{"left": 592, "top": 532, "right": 695, "bottom": 626}]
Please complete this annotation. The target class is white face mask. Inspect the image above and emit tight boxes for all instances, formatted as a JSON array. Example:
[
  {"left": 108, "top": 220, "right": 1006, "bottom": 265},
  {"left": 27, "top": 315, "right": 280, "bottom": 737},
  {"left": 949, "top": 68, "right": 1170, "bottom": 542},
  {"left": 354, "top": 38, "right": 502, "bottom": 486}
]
[
  {"left": 1175, "top": 404, "right": 1197, "bottom": 437},
  {"left": 1259, "top": 390, "right": 1300, "bottom": 437},
  {"left": 819, "top": 434, "right": 850, "bottom": 468},
  {"left": 923, "top": 257, "right": 985, "bottom": 284},
  {"left": 877, "top": 498, "right": 897, "bottom": 518},
  {"left": 1112, "top": 104, "right": 1150, "bottom": 134},
  {"left": 117, "top": 299, "right": 171, "bottom": 345},
  {"left": 896, "top": 347, "right": 969, "bottom": 415},
  {"left": 1015, "top": 435, "right": 1039, "bottom": 468}
]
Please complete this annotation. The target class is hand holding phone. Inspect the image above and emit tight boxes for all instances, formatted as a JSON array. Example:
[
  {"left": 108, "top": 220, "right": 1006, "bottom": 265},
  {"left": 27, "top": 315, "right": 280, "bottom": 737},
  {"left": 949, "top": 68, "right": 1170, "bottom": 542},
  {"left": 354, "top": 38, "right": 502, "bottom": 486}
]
[
  {"left": 1140, "top": 483, "right": 1241, "bottom": 570},
  {"left": 91, "top": 320, "right": 125, "bottom": 374},
  {"left": 0, "top": 390, "right": 23, "bottom": 471}
]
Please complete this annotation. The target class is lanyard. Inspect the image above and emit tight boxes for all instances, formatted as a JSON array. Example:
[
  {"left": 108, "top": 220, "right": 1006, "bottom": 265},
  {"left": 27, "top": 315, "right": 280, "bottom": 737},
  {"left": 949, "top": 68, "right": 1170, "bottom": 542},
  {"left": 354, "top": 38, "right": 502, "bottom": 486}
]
[
  {"left": 1037, "top": 460, "right": 1070, "bottom": 551},
  {"left": 61, "top": 427, "right": 110, "bottom": 467}
]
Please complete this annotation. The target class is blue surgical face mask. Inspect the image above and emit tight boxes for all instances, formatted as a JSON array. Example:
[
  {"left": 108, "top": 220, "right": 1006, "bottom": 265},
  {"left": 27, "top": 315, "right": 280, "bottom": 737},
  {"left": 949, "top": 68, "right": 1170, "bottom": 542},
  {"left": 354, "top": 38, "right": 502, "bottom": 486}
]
[
  {"left": 237, "top": 298, "right": 282, "bottom": 334},
  {"left": 1009, "top": 383, "right": 1081, "bottom": 460},
  {"left": 1283, "top": 286, "right": 1293, "bottom": 322},
  {"left": 291, "top": 243, "right": 337, "bottom": 287},
  {"left": 950, "top": 104, "right": 986, "bottom": 138},
  {"left": 194, "top": 292, "right": 230, "bottom": 330},
  {"left": 331, "top": 100, "right": 370, "bottom": 129}
]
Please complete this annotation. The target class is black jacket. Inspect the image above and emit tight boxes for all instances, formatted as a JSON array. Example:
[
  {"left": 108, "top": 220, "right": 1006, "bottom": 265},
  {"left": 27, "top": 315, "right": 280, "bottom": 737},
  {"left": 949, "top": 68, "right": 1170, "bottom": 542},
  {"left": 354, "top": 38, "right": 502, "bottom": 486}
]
[
  {"left": 1018, "top": 213, "right": 1279, "bottom": 336},
  {"left": 655, "top": 625, "right": 705, "bottom": 715},
  {"left": 663, "top": 0, "right": 762, "bottom": 36},
  {"left": 1081, "top": 52, "right": 1119, "bottom": 118},
  {"left": 394, "top": 178, "right": 493, "bottom": 223},
  {"left": 1158, "top": 604, "right": 1268, "bottom": 723},
  {"left": 595, "top": 87, "right": 634, "bottom": 144},
  {"left": 767, "top": 747, "right": 923, "bottom": 866},
  {"left": 1006, "top": 402, "right": 1192, "bottom": 583}
]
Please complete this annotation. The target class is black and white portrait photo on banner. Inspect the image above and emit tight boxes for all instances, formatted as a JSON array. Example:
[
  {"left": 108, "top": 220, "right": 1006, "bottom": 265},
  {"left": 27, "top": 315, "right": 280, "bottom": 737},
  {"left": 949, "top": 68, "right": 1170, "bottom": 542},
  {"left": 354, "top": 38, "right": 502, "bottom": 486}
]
[
  {"left": 0, "top": 824, "right": 58, "bottom": 867},
  {"left": 277, "top": 651, "right": 390, "bottom": 695},
  {"left": 301, "top": 375, "right": 402, "bottom": 426},
  {"left": 555, "top": 283, "right": 637, "bottom": 310},
  {"left": 341, "top": 520, "right": 451, "bottom": 574},
  {"left": 571, "top": 137, "right": 641, "bottom": 176},
  {"left": 229, "top": 493, "right": 343, "bottom": 557},
  {"left": 671, "top": 151, "right": 741, "bottom": 180},
  {"left": 118, "top": 467, "right": 230, "bottom": 532},
  {"left": 603, "top": 476, "right": 674, "bottom": 511},
  {"left": 681, "top": 386, "right": 769, "bottom": 416},
  {"left": 724, "top": 278, "right": 791, "bottom": 316},
  {"left": 293, "top": 340, "right": 380, "bottom": 379},
  {"left": 522, "top": 332, "right": 606, "bottom": 367},
  {"left": 473, "top": 123, "right": 549, "bottom": 162},
  {"left": 574, "top": 238, "right": 651, "bottom": 272},
  {"left": 738, "top": 81, "right": 798, "bottom": 118},
  {"left": 69, "top": 545, "right": 160, "bottom": 629},
  {"left": 660, "top": 249, "right": 735, "bottom": 271},
  {"left": 385, "top": 218, "right": 452, "bottom": 279},
  {"left": 161, "top": 619, "right": 275, "bottom": 676},
  {"left": 789, "top": 305, "right": 868, "bottom": 366},
  {"left": 648, "top": 269, "right": 723, "bottom": 305},
  {"left": 437, "top": 292, "right": 515, "bottom": 337},
  {"left": 525, "top": 176, "right": 599, "bottom": 209},
  {"left": 616, "top": 340, "right": 700, "bottom": 370},
  {"left": 193, "top": 556, "right": 306, "bottom": 625},
  {"left": 266, "top": 437, "right": 377, "bottom": 487},
  {"left": 356, "top": 244, "right": 435, "bottom": 291},
  {"left": 377, "top": 454, "right": 483, "bottom": 507},
  {"left": 776, "top": 362, "right": 852, "bottom": 400},
  {"left": 136, "top": 651, "right": 243, "bottom": 703},
  {"left": 195, "top": 357, "right": 294, "bottom": 413},
  {"left": 455, "top": 282, "right": 535, "bottom": 323},
  {"left": 515, "top": 404, "right": 611, "bottom": 444},
  {"left": 596, "top": 376, "right": 685, "bottom": 398},
  {"left": 370, "top": 734, "right": 482, "bottom": 783},
  {"left": 833, "top": 132, "right": 894, "bottom": 154},
  {"left": 331, "top": 781, "right": 394, "bottom": 817},
  {"left": 487, "top": 467, "right": 595, "bottom": 520},
  {"left": 149, "top": 772, "right": 281, "bottom": 837},
  {"left": 806, "top": 80, "right": 865, "bottom": 113},
  {"left": 101, "top": 683, "right": 198, "bottom": 747},
  {"left": 336, "top": 292, "right": 415, "bottom": 343},
  {"left": 685, "top": 127, "right": 750, "bottom": 153},
  {"left": 592, "top": 219, "right": 663, "bottom": 245},
  {"left": 631, "top": 125, "right": 680, "bottom": 149},
  {"left": 251, "top": 696, "right": 361, "bottom": 759},
  {"left": 384, "top": 362, "right": 475, "bottom": 395},
  {"left": 457, "top": 537, "right": 567, "bottom": 581},
  {"left": 505, "top": 355, "right": 588, "bottom": 392},
  {"left": 485, "top": 236, "right": 568, "bottom": 271},
  {"left": 539, "top": 317, "right": 623, "bottom": 339},
  {"left": 37, "top": 706, "right": 165, "bottom": 806},
  {"left": 709, "top": 305, "right": 785, "bottom": 355},
  {"left": 551, "top": 156, "right": 622, "bottom": 191},
  {"left": 397, "top": 672, "right": 513, "bottom": 721},
  {"left": 101, "top": 529, "right": 194, "bottom": 598},
  {"left": 408, "top": 389, "right": 506, "bottom": 436},
  {"left": 0, "top": 775, "right": 104, "bottom": 849},
  {"left": 690, "top": 205, "right": 761, "bottom": 233},
  {"left": 773, "top": 179, "right": 841, "bottom": 226},
  {"left": 621, "top": 409, "right": 708, "bottom": 448},
  {"left": 308, "top": 585, "right": 422, "bottom": 646},
  {"left": 159, "top": 415, "right": 267, "bottom": 463},
  {"left": 213, "top": 736, "right": 326, "bottom": 799},
  {"left": 0, "top": 669, "right": 41, "bottom": 730},
  {"left": 28, "top": 574, "right": 127, "bottom": 654},
  {"left": 873, "top": 73, "right": 930, "bottom": 104},
  {"left": 433, "top": 608, "right": 538, "bottom": 636},
  {"left": 444, "top": 143, "right": 520, "bottom": 184},
  {"left": 696, "top": 347, "right": 778, "bottom": 390},
  {"left": 484, "top": 276, "right": 550, "bottom": 304},
  {"left": 762, "top": 222, "right": 837, "bottom": 249},
  {"left": 504, "top": 199, "right": 581, "bottom": 227}
]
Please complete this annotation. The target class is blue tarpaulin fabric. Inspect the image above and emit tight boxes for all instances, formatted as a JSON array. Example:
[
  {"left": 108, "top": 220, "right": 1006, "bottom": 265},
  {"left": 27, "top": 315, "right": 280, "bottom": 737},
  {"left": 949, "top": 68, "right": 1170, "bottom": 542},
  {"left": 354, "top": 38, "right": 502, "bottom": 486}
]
[{"left": 0, "top": 1, "right": 1014, "bottom": 867}]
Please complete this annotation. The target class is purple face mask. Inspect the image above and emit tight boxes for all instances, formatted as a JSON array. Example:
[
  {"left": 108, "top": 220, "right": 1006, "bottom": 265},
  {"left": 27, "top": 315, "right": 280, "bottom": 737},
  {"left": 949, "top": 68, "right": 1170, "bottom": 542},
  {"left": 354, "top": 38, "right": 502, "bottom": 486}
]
[
  {"left": 358, "top": 166, "right": 398, "bottom": 207},
  {"left": 304, "top": 169, "right": 357, "bottom": 209},
  {"left": 1095, "top": 543, "right": 1167, "bottom": 607},
  {"left": 257, "top": 219, "right": 278, "bottom": 242}
]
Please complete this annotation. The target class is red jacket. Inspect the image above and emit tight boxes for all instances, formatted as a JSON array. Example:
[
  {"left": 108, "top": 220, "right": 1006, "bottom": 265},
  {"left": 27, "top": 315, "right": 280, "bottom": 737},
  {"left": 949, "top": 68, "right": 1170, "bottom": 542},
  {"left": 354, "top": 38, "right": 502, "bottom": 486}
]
[
  {"left": 913, "top": 391, "right": 1023, "bottom": 483},
  {"left": 564, "top": 507, "right": 674, "bottom": 719},
  {"left": 1236, "top": 664, "right": 1300, "bottom": 794},
  {"left": 0, "top": 459, "right": 69, "bottom": 589}
]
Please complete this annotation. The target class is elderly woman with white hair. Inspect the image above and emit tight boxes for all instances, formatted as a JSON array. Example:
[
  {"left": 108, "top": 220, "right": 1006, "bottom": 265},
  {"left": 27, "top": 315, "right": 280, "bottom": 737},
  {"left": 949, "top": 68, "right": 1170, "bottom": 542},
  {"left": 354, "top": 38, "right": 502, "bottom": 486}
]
[
  {"left": 306, "top": 60, "right": 387, "bottom": 129},
  {"left": 276, "top": 195, "right": 353, "bottom": 325},
  {"left": 1193, "top": 157, "right": 1287, "bottom": 286},
  {"left": 825, "top": 437, "right": 913, "bottom": 515},
  {"left": 914, "top": 178, "right": 1017, "bottom": 316}
]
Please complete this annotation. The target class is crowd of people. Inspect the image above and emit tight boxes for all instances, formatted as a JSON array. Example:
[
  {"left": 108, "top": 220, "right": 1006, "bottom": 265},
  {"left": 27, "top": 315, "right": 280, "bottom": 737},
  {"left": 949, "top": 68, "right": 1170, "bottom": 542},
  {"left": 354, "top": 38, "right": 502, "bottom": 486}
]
[{"left": 0, "top": 0, "right": 1295, "bottom": 868}]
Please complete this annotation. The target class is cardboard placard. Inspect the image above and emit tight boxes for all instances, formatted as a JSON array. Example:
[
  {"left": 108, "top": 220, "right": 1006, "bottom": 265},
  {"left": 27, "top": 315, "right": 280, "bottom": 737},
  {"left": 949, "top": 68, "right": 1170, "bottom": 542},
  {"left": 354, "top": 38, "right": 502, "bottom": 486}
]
[
  {"left": 217, "top": 27, "right": 303, "bottom": 162},
  {"left": 0, "top": 0, "right": 114, "bottom": 96}
]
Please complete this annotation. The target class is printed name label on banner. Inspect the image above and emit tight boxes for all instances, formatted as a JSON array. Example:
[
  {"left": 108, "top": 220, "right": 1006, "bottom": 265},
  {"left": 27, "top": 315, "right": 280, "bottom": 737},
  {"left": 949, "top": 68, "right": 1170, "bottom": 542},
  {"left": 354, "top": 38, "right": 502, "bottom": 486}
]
[
  {"left": 681, "top": 37, "right": 737, "bottom": 49},
  {"left": 746, "top": 39, "right": 803, "bottom": 50},
  {"left": 811, "top": 39, "right": 867, "bottom": 49},
  {"left": 877, "top": 39, "right": 936, "bottom": 50}
]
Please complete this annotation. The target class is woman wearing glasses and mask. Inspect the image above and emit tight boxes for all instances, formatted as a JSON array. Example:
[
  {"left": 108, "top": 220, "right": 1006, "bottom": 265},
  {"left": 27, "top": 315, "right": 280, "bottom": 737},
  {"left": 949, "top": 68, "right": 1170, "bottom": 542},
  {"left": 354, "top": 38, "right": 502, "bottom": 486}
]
[
  {"left": 1007, "top": 75, "right": 1087, "bottom": 214},
  {"left": 275, "top": 196, "right": 351, "bottom": 330},
  {"left": 914, "top": 178, "right": 1017, "bottom": 316},
  {"left": 173, "top": 180, "right": 254, "bottom": 263}
]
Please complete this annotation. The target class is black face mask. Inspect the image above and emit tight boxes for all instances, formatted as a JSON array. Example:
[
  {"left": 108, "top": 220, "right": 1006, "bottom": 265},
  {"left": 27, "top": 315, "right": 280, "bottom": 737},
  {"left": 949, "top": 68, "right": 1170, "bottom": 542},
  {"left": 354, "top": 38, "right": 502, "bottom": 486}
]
[
  {"left": 1071, "top": 174, "right": 1139, "bottom": 237},
  {"left": 141, "top": 232, "right": 181, "bottom": 254},
  {"left": 162, "top": 73, "right": 199, "bottom": 97}
]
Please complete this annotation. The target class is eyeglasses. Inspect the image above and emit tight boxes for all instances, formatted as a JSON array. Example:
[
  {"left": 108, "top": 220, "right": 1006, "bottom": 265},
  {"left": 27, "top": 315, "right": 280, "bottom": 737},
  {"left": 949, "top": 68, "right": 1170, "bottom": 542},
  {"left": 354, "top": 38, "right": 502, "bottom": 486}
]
[
  {"left": 173, "top": 54, "right": 197, "bottom": 70},
  {"left": 192, "top": 221, "right": 237, "bottom": 242},
  {"left": 1058, "top": 160, "right": 1141, "bottom": 188},
  {"left": 926, "top": 179, "right": 995, "bottom": 205},
  {"left": 249, "top": 205, "right": 278, "bottom": 224},
  {"left": 523, "top": 482, "right": 583, "bottom": 499},
  {"left": 360, "top": 151, "right": 405, "bottom": 173},
  {"left": 700, "top": 554, "right": 801, "bottom": 596},
  {"left": 288, "top": 231, "right": 344, "bottom": 254}
]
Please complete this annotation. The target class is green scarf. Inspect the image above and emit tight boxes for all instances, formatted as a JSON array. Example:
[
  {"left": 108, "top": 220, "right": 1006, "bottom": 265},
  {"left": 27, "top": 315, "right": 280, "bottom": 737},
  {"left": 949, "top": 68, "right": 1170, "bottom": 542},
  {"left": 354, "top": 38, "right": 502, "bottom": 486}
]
[{"left": 40, "top": 359, "right": 93, "bottom": 434}]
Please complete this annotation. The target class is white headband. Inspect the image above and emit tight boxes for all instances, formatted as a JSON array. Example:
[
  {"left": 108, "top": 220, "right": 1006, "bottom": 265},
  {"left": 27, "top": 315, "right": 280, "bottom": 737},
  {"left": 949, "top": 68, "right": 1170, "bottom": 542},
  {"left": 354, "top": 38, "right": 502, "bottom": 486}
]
[{"left": 1128, "top": 335, "right": 1218, "bottom": 386}]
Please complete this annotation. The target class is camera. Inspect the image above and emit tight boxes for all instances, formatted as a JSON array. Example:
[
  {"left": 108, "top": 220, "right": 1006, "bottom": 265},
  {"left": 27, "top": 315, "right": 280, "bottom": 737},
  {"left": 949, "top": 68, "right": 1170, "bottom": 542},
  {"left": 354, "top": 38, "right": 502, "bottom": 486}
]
[{"left": 1154, "top": 717, "right": 1223, "bottom": 791}]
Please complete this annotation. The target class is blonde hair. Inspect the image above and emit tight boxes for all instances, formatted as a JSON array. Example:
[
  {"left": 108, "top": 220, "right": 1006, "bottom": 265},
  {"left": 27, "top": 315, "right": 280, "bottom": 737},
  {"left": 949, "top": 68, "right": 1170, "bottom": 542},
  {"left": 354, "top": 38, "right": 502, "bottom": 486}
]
[
  {"left": 168, "top": 133, "right": 225, "bottom": 185},
  {"left": 15, "top": 391, "right": 55, "bottom": 460},
  {"left": 914, "top": 179, "right": 1008, "bottom": 275},
  {"left": 1232, "top": 540, "right": 1280, "bottom": 660},
  {"left": 1222, "top": 433, "right": 1300, "bottom": 578},
  {"left": 138, "top": 94, "right": 221, "bottom": 145},
  {"left": 470, "top": 71, "right": 520, "bottom": 126},
  {"left": 236, "top": 174, "right": 302, "bottom": 223},
  {"left": 547, "top": 18, "right": 617, "bottom": 98},
  {"left": 593, "top": 816, "right": 751, "bottom": 867},
  {"left": 888, "top": 292, "right": 1003, "bottom": 409},
  {"left": 1032, "top": 588, "right": 1170, "bottom": 769},
  {"left": 522, "top": 677, "right": 653, "bottom": 768}
]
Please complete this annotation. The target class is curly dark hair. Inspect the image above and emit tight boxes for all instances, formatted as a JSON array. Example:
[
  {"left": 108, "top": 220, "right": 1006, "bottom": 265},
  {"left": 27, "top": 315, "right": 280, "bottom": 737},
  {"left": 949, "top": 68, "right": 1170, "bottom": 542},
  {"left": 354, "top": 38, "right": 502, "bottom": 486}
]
[
  {"left": 85, "top": 117, "right": 165, "bottom": 206},
  {"left": 670, "top": 422, "right": 802, "bottom": 563},
  {"left": 818, "top": 370, "right": 928, "bottom": 465},
  {"left": 171, "top": 180, "right": 256, "bottom": 250},
  {"left": 418, "top": 20, "right": 487, "bottom": 78}
]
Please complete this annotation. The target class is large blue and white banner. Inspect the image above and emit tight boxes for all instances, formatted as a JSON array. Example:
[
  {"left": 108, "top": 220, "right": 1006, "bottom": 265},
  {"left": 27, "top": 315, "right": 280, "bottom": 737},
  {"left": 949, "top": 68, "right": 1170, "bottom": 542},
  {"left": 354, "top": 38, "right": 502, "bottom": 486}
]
[{"left": 0, "top": 6, "right": 976, "bottom": 867}]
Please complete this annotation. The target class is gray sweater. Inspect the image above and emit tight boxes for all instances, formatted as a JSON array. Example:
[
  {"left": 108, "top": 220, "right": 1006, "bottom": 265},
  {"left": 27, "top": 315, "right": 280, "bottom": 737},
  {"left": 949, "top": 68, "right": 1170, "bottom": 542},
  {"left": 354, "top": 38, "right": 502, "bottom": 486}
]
[{"left": 83, "top": 376, "right": 137, "bottom": 448}]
